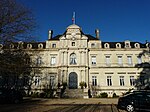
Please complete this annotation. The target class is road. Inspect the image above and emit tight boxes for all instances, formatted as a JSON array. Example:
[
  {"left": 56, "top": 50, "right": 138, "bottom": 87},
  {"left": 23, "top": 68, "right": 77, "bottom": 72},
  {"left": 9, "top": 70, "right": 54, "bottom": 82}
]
[{"left": 0, "top": 98, "right": 127, "bottom": 112}]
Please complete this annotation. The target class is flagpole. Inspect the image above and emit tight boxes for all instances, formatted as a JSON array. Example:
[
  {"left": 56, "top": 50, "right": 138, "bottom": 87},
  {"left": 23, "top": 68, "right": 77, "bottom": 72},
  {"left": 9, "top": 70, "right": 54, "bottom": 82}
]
[
  {"left": 74, "top": 12, "right": 75, "bottom": 24},
  {"left": 72, "top": 12, "right": 75, "bottom": 24}
]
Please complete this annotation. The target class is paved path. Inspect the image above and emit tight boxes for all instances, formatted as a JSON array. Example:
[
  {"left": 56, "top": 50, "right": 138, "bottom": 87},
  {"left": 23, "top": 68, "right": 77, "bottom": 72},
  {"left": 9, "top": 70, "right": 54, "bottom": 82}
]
[
  {"left": 0, "top": 98, "right": 127, "bottom": 112},
  {"left": 26, "top": 98, "right": 119, "bottom": 104}
]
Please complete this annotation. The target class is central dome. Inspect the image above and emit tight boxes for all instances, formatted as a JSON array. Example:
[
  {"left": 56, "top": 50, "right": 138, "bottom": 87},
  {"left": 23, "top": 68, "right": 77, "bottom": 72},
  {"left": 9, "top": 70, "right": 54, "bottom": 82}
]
[{"left": 67, "top": 24, "right": 80, "bottom": 29}]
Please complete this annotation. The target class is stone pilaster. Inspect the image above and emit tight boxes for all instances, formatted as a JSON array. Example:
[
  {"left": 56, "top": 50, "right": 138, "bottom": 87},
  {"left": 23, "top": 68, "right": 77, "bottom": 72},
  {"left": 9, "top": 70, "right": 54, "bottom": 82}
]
[{"left": 64, "top": 52, "right": 66, "bottom": 65}]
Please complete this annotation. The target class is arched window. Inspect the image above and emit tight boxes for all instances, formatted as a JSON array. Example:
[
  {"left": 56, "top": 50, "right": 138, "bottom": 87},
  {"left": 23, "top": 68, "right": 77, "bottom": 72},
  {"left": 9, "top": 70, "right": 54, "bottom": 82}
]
[
  {"left": 91, "top": 43, "right": 95, "bottom": 48},
  {"left": 0, "top": 44, "right": 3, "bottom": 49},
  {"left": 38, "top": 43, "right": 43, "bottom": 49},
  {"left": 104, "top": 43, "right": 109, "bottom": 48},
  {"left": 70, "top": 53, "right": 77, "bottom": 64},
  {"left": 116, "top": 43, "right": 121, "bottom": 48},
  {"left": 27, "top": 44, "right": 32, "bottom": 49},
  {"left": 134, "top": 43, "right": 140, "bottom": 48},
  {"left": 10, "top": 44, "right": 14, "bottom": 49}
]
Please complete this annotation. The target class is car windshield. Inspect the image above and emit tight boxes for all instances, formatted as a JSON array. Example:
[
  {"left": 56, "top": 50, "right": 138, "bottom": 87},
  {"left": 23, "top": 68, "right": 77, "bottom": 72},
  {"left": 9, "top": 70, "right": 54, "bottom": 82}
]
[{"left": 123, "top": 93, "right": 134, "bottom": 97}]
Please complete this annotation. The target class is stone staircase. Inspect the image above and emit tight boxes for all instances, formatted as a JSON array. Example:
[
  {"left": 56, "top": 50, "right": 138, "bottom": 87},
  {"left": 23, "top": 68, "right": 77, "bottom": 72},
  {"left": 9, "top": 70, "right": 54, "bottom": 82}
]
[{"left": 63, "top": 88, "right": 84, "bottom": 98}]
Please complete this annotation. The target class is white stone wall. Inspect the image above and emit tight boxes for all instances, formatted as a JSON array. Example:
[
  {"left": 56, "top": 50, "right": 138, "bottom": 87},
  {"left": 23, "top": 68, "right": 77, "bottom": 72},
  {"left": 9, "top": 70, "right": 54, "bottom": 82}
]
[{"left": 26, "top": 24, "right": 150, "bottom": 97}]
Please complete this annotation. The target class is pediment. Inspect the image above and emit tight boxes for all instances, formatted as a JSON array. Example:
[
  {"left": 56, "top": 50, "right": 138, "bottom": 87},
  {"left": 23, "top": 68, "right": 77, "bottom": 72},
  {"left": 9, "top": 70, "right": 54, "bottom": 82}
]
[
  {"left": 82, "top": 35, "right": 88, "bottom": 40},
  {"left": 60, "top": 36, "right": 66, "bottom": 40}
]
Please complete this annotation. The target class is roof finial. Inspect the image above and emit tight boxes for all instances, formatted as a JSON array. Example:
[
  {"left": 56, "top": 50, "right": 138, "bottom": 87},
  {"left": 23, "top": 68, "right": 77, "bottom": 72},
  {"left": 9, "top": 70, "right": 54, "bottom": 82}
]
[{"left": 72, "top": 12, "right": 75, "bottom": 24}]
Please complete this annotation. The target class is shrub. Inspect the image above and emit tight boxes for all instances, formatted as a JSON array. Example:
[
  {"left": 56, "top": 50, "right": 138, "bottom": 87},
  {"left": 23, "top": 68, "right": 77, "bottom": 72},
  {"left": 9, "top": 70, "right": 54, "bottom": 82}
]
[
  {"left": 61, "top": 82, "right": 67, "bottom": 98},
  {"left": 39, "top": 92, "right": 45, "bottom": 98},
  {"left": 113, "top": 93, "right": 119, "bottom": 98},
  {"left": 79, "top": 81, "right": 86, "bottom": 89},
  {"left": 42, "top": 88, "right": 54, "bottom": 98},
  {"left": 100, "top": 92, "right": 108, "bottom": 98},
  {"left": 31, "top": 92, "right": 39, "bottom": 98}
]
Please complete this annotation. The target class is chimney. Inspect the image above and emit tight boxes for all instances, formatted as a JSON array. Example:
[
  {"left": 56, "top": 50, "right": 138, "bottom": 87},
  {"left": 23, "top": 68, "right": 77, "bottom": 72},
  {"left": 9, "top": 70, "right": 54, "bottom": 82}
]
[
  {"left": 48, "top": 30, "right": 53, "bottom": 40},
  {"left": 95, "top": 29, "right": 100, "bottom": 39}
]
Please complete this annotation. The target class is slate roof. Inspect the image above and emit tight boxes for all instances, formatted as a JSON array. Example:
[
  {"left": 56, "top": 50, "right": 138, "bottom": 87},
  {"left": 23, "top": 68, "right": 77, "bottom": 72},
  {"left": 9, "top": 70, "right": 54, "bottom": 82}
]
[
  {"left": 49, "top": 35, "right": 62, "bottom": 40},
  {"left": 23, "top": 42, "right": 46, "bottom": 49},
  {"left": 85, "top": 34, "right": 99, "bottom": 40},
  {"left": 101, "top": 42, "right": 146, "bottom": 48},
  {"left": 2, "top": 42, "right": 46, "bottom": 49}
]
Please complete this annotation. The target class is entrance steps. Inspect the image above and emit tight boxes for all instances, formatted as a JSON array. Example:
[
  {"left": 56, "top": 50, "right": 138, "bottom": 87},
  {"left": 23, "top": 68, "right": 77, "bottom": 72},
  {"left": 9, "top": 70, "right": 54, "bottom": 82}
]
[{"left": 63, "top": 88, "right": 84, "bottom": 98}]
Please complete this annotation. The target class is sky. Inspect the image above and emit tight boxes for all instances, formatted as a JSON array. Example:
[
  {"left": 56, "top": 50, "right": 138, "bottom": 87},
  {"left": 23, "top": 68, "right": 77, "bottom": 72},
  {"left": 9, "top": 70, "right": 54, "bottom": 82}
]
[{"left": 19, "top": 0, "right": 150, "bottom": 43}]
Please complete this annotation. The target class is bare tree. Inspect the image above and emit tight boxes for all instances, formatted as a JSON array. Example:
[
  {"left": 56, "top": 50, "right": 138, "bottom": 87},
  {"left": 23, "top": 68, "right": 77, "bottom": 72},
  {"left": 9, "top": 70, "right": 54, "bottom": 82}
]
[
  {"left": 0, "top": 49, "right": 32, "bottom": 89},
  {"left": 0, "top": 0, "right": 36, "bottom": 43},
  {"left": 0, "top": 0, "right": 37, "bottom": 95}
]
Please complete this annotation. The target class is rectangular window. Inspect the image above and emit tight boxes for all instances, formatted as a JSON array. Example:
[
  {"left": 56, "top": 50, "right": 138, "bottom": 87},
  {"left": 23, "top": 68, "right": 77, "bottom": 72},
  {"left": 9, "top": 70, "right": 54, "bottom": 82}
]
[
  {"left": 34, "top": 76, "right": 40, "bottom": 86},
  {"left": 125, "top": 43, "right": 130, "bottom": 48},
  {"left": 106, "top": 56, "right": 111, "bottom": 65},
  {"left": 37, "top": 57, "right": 42, "bottom": 65},
  {"left": 137, "top": 56, "right": 142, "bottom": 64},
  {"left": 72, "top": 42, "right": 75, "bottom": 46},
  {"left": 118, "top": 56, "right": 123, "bottom": 66},
  {"left": 92, "top": 76, "right": 97, "bottom": 86},
  {"left": 107, "top": 76, "right": 112, "bottom": 86},
  {"left": 50, "top": 76, "right": 55, "bottom": 87},
  {"left": 127, "top": 56, "right": 132, "bottom": 65},
  {"left": 91, "top": 56, "right": 96, "bottom": 65},
  {"left": 51, "top": 57, "right": 56, "bottom": 65},
  {"left": 52, "top": 43, "right": 56, "bottom": 48},
  {"left": 130, "top": 76, "right": 135, "bottom": 86},
  {"left": 120, "top": 76, "right": 125, "bottom": 86}
]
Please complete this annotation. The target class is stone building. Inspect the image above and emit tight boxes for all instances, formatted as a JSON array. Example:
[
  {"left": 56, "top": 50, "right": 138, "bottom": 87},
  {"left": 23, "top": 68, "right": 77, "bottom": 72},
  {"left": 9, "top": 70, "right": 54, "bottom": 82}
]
[{"left": 1, "top": 24, "right": 150, "bottom": 98}]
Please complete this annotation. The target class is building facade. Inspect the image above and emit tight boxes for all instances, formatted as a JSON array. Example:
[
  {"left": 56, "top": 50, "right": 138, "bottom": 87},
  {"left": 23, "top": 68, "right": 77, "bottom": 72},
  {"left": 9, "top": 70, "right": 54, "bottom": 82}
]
[{"left": 1, "top": 24, "right": 150, "bottom": 97}]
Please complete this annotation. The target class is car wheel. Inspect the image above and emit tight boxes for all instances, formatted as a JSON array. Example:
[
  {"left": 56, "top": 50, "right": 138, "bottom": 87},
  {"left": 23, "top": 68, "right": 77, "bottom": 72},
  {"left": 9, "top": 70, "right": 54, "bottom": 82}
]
[{"left": 126, "top": 104, "right": 134, "bottom": 112}]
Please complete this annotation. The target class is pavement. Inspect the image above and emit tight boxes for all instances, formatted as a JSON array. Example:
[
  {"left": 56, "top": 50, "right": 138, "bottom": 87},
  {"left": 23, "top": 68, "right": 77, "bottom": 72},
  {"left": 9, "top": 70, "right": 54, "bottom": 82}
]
[
  {"left": 0, "top": 98, "right": 120, "bottom": 112},
  {"left": 23, "top": 97, "right": 119, "bottom": 105}
]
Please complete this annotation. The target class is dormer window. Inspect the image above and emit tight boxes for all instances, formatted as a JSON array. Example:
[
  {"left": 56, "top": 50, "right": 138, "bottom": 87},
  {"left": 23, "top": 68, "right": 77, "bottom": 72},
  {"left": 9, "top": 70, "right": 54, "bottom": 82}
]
[
  {"left": 17, "top": 42, "right": 23, "bottom": 49},
  {"left": 116, "top": 43, "right": 121, "bottom": 48},
  {"left": 134, "top": 43, "right": 140, "bottom": 48},
  {"left": 91, "top": 43, "right": 95, "bottom": 48},
  {"left": 104, "top": 43, "right": 110, "bottom": 48},
  {"left": 27, "top": 44, "right": 32, "bottom": 49},
  {"left": 52, "top": 43, "right": 56, "bottom": 48},
  {"left": 0, "top": 44, "right": 3, "bottom": 49},
  {"left": 10, "top": 44, "right": 14, "bottom": 49},
  {"left": 125, "top": 41, "right": 131, "bottom": 48},
  {"left": 72, "top": 42, "right": 75, "bottom": 46},
  {"left": 126, "top": 43, "right": 129, "bottom": 47},
  {"left": 146, "top": 43, "right": 150, "bottom": 48},
  {"left": 38, "top": 43, "right": 43, "bottom": 49}
]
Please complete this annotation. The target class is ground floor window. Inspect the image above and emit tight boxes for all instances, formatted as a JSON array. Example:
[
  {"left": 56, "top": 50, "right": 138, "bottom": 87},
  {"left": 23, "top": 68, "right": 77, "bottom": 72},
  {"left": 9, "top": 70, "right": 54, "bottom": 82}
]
[
  {"left": 119, "top": 76, "right": 125, "bottom": 86},
  {"left": 34, "top": 76, "right": 40, "bottom": 86},
  {"left": 107, "top": 76, "right": 112, "bottom": 86},
  {"left": 92, "top": 76, "right": 97, "bottom": 86},
  {"left": 130, "top": 76, "right": 135, "bottom": 86},
  {"left": 50, "top": 76, "right": 55, "bottom": 87}
]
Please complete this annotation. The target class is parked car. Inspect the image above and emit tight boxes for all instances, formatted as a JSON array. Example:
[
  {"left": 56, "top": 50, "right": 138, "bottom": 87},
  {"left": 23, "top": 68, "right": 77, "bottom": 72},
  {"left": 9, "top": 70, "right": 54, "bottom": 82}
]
[
  {"left": 0, "top": 88, "right": 23, "bottom": 104},
  {"left": 117, "top": 91, "right": 150, "bottom": 112}
]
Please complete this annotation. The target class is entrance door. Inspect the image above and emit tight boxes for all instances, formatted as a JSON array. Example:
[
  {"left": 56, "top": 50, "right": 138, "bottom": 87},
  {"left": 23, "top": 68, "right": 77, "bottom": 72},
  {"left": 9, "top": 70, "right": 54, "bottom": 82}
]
[{"left": 69, "top": 72, "right": 78, "bottom": 89}]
